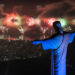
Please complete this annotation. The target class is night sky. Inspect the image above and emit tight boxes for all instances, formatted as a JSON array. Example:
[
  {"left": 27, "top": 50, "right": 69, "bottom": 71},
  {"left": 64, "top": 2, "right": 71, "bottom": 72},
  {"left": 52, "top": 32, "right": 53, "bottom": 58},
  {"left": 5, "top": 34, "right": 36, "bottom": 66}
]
[{"left": 0, "top": 0, "right": 74, "bottom": 17}]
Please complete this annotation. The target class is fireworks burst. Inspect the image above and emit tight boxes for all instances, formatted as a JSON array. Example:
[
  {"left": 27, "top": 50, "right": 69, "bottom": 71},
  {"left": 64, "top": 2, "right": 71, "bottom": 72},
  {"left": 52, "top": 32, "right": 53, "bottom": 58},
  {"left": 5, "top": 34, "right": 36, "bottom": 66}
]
[{"left": 2, "top": 13, "right": 22, "bottom": 27}]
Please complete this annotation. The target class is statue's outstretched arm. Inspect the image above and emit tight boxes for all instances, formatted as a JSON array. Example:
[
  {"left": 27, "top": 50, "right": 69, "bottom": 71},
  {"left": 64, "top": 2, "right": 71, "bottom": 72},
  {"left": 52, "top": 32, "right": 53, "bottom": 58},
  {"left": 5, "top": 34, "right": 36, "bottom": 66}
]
[{"left": 32, "top": 37, "right": 60, "bottom": 50}]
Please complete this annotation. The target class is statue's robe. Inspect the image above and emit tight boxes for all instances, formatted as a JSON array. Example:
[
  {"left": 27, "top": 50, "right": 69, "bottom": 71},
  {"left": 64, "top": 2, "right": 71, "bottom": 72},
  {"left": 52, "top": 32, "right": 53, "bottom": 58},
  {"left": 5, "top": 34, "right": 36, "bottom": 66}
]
[{"left": 32, "top": 32, "right": 75, "bottom": 75}]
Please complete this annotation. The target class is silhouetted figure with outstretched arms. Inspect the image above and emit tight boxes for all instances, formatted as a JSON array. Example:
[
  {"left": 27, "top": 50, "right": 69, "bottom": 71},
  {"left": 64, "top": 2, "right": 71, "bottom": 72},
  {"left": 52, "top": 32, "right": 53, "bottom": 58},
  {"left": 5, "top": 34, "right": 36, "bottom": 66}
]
[{"left": 32, "top": 21, "right": 75, "bottom": 75}]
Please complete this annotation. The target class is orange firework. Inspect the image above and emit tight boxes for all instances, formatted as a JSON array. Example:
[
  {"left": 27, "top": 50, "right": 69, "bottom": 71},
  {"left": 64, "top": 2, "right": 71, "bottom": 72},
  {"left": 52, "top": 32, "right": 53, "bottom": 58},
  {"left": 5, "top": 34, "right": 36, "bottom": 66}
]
[{"left": 3, "top": 13, "right": 22, "bottom": 27}]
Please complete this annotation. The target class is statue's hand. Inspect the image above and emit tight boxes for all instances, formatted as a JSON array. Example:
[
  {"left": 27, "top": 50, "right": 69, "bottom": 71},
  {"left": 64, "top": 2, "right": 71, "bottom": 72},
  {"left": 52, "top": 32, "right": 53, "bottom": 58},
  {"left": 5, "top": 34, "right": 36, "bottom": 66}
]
[{"left": 32, "top": 41, "right": 42, "bottom": 45}]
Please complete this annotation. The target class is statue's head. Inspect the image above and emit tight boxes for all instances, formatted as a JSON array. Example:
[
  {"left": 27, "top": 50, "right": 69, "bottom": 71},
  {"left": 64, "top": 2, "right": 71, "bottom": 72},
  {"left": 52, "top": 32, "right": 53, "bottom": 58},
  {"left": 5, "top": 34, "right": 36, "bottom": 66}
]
[{"left": 53, "top": 21, "right": 63, "bottom": 34}]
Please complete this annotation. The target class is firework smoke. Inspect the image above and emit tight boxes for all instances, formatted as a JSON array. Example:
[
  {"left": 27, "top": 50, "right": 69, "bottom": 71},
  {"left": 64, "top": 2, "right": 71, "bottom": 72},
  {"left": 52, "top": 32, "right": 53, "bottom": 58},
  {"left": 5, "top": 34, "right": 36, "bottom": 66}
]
[{"left": 37, "top": 0, "right": 75, "bottom": 18}]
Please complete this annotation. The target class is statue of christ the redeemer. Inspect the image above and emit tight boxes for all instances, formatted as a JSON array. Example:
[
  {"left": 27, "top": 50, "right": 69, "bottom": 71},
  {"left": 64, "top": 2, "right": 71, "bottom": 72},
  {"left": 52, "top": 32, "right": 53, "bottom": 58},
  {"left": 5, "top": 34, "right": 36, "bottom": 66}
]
[{"left": 32, "top": 21, "right": 75, "bottom": 75}]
